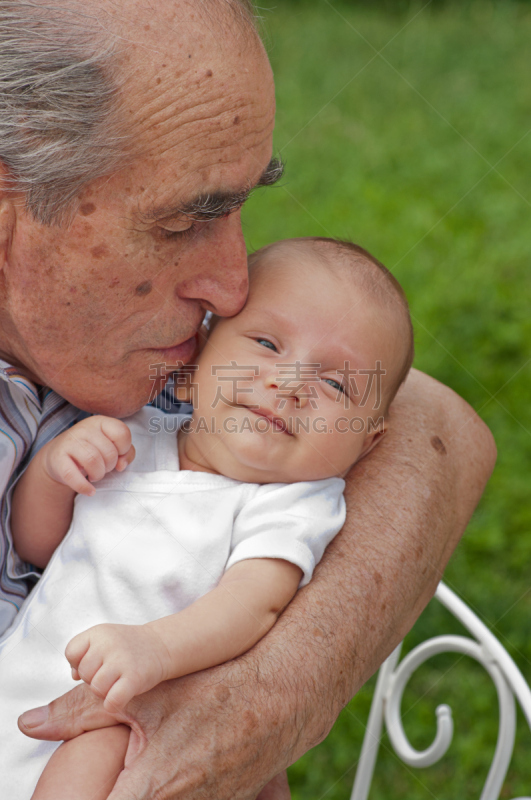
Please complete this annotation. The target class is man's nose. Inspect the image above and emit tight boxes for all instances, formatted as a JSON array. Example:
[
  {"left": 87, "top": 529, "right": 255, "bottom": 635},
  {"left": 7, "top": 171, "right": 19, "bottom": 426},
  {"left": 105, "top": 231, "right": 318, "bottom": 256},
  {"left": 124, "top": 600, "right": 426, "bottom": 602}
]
[
  {"left": 176, "top": 212, "right": 249, "bottom": 317},
  {"left": 264, "top": 372, "right": 308, "bottom": 409}
]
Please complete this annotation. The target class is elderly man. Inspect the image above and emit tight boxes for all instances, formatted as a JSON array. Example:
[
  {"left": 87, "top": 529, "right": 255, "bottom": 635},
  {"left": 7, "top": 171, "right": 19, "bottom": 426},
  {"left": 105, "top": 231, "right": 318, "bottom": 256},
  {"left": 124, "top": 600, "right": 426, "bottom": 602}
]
[{"left": 0, "top": 1, "right": 495, "bottom": 798}]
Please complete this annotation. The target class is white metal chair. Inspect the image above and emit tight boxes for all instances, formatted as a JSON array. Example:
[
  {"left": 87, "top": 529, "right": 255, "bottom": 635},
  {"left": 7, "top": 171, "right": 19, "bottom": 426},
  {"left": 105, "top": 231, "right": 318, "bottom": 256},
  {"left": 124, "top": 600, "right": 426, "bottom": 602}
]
[{"left": 350, "top": 582, "right": 531, "bottom": 800}]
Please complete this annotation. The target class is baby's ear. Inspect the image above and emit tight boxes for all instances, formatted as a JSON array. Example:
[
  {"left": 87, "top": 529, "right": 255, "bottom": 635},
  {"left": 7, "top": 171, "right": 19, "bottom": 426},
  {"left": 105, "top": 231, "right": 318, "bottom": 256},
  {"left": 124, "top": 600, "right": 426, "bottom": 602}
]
[{"left": 358, "top": 420, "right": 388, "bottom": 461}]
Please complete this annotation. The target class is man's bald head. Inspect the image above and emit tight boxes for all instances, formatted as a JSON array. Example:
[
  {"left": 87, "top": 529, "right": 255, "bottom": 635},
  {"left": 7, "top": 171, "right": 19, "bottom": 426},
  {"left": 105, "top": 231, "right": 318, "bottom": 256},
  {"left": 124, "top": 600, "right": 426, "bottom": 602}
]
[{"left": 0, "top": 0, "right": 261, "bottom": 225}]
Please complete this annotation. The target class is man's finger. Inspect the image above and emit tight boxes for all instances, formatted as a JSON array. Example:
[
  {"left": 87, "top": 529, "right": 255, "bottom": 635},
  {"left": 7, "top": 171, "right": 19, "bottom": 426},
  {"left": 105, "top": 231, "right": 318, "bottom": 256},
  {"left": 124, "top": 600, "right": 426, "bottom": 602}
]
[
  {"left": 106, "top": 743, "right": 158, "bottom": 800},
  {"left": 18, "top": 684, "right": 121, "bottom": 741}
]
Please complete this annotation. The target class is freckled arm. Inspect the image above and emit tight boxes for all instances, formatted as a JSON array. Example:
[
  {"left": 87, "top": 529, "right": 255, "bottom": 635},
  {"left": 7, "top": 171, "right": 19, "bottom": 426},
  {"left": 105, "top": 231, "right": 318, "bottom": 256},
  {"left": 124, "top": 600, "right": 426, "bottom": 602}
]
[{"left": 231, "top": 369, "right": 496, "bottom": 747}]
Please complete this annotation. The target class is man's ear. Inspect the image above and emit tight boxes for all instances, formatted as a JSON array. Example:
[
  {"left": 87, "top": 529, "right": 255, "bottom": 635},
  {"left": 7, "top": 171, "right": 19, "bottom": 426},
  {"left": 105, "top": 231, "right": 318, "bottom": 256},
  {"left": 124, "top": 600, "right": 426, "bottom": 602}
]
[{"left": 0, "top": 168, "right": 16, "bottom": 273}]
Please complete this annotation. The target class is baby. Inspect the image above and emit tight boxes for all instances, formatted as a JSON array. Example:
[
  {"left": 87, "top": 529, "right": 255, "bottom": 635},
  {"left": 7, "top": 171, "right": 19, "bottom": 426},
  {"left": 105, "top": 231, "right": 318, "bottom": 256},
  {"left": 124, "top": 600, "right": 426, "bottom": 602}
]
[{"left": 0, "top": 237, "right": 414, "bottom": 800}]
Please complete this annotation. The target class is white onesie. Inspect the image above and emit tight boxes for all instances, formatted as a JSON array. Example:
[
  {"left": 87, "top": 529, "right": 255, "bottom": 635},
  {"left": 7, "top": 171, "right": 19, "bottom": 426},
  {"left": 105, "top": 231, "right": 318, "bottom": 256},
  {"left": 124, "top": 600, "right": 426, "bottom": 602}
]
[{"left": 0, "top": 407, "right": 346, "bottom": 799}]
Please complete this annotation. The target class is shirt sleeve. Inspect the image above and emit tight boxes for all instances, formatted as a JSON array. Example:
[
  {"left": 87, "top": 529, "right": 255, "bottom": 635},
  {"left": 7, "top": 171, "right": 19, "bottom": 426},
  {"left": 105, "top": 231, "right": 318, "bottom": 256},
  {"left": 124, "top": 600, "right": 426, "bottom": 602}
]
[{"left": 226, "top": 477, "right": 346, "bottom": 587}]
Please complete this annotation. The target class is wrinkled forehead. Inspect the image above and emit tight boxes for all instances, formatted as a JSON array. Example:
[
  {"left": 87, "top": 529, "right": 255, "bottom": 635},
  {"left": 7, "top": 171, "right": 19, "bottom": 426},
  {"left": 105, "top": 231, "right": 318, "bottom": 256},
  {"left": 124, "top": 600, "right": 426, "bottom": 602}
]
[{"left": 95, "top": 0, "right": 271, "bottom": 150}]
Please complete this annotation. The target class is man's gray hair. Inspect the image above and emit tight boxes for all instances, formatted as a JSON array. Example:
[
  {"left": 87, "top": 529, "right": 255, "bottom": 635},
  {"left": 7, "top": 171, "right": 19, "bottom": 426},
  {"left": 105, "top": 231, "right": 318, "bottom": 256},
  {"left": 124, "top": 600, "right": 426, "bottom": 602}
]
[{"left": 0, "top": 0, "right": 256, "bottom": 227}]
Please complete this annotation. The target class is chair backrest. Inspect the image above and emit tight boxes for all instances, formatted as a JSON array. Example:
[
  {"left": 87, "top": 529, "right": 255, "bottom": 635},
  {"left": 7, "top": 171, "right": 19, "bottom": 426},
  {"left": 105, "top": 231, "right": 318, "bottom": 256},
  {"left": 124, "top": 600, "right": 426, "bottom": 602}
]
[{"left": 350, "top": 582, "right": 531, "bottom": 800}]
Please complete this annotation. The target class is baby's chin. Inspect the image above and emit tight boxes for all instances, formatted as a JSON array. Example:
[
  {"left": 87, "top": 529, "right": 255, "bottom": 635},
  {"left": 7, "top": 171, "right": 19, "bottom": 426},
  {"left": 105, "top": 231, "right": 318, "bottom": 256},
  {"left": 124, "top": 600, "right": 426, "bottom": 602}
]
[
  {"left": 203, "top": 436, "right": 291, "bottom": 484},
  {"left": 207, "top": 443, "right": 345, "bottom": 485}
]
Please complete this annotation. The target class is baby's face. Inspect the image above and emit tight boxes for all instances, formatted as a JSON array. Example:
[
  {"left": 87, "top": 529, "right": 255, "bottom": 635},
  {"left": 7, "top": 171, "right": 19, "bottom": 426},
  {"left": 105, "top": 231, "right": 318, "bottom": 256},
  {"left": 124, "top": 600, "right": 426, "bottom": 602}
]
[{"left": 185, "top": 250, "right": 401, "bottom": 483}]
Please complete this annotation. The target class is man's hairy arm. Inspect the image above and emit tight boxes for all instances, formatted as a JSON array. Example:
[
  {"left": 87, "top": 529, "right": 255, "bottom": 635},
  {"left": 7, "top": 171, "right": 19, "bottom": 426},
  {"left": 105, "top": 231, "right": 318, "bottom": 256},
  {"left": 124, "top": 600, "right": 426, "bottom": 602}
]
[{"left": 19, "top": 370, "right": 496, "bottom": 800}]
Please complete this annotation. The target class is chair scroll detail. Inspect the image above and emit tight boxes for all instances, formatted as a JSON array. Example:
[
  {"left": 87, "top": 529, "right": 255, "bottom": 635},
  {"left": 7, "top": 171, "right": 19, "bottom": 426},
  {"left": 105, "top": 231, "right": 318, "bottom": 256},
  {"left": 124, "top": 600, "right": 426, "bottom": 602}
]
[{"left": 350, "top": 581, "right": 531, "bottom": 800}]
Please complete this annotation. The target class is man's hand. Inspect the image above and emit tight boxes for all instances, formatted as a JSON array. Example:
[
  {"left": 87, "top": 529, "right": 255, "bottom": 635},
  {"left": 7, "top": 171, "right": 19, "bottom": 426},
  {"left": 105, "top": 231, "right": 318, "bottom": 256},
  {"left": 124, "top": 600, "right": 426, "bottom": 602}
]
[
  {"left": 41, "top": 415, "right": 135, "bottom": 496},
  {"left": 18, "top": 372, "right": 497, "bottom": 800},
  {"left": 65, "top": 624, "right": 170, "bottom": 713},
  {"left": 19, "top": 663, "right": 298, "bottom": 800}
]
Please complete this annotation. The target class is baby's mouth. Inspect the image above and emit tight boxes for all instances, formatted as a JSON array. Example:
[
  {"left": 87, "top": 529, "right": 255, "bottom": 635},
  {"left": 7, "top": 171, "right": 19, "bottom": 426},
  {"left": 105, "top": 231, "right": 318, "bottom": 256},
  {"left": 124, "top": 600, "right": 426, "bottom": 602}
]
[{"left": 245, "top": 406, "right": 293, "bottom": 435}]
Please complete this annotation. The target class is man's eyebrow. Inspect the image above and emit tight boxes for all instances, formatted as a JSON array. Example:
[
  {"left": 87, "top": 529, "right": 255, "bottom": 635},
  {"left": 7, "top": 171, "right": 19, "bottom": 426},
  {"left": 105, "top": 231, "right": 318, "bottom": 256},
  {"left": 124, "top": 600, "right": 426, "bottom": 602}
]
[
  {"left": 141, "top": 157, "right": 284, "bottom": 224},
  {"left": 256, "top": 155, "right": 284, "bottom": 188}
]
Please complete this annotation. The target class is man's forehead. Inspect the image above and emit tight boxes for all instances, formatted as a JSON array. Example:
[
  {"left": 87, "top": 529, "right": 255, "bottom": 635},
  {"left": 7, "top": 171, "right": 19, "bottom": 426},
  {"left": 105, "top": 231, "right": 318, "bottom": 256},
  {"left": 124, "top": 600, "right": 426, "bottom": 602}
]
[
  {"left": 114, "top": 0, "right": 274, "bottom": 139},
  {"left": 121, "top": 53, "right": 276, "bottom": 224}
]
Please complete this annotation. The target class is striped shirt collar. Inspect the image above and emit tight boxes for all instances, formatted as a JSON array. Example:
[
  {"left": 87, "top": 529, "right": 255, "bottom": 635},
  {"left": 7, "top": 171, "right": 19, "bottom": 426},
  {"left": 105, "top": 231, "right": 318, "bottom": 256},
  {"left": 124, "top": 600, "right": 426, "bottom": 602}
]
[{"left": 0, "top": 360, "right": 43, "bottom": 412}]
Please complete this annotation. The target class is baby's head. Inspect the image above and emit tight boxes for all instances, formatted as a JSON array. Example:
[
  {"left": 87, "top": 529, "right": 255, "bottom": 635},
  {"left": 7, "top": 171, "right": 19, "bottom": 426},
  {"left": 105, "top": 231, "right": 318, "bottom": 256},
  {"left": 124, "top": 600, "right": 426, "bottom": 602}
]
[{"left": 182, "top": 237, "right": 414, "bottom": 484}]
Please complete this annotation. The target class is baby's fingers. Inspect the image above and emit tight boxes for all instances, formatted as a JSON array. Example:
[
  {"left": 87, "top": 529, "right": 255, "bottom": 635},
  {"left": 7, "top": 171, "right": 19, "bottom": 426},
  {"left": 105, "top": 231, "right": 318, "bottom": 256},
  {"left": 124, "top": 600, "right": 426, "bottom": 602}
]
[
  {"left": 98, "top": 418, "right": 134, "bottom": 459},
  {"left": 115, "top": 445, "right": 136, "bottom": 472},
  {"left": 102, "top": 675, "right": 138, "bottom": 714},
  {"left": 53, "top": 454, "right": 95, "bottom": 495},
  {"left": 65, "top": 631, "right": 90, "bottom": 670},
  {"left": 84, "top": 662, "right": 121, "bottom": 702}
]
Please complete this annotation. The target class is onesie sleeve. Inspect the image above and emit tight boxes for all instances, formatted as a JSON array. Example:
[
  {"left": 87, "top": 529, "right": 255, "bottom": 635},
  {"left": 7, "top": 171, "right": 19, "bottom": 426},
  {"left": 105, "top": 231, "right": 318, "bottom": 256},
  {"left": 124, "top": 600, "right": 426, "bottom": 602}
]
[{"left": 226, "top": 477, "right": 346, "bottom": 587}]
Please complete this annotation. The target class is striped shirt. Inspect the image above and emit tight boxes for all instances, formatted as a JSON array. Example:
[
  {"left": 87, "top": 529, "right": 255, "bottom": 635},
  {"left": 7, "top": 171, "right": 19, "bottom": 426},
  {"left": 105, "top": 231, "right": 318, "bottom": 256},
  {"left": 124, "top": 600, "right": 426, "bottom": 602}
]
[{"left": 0, "top": 360, "right": 187, "bottom": 635}]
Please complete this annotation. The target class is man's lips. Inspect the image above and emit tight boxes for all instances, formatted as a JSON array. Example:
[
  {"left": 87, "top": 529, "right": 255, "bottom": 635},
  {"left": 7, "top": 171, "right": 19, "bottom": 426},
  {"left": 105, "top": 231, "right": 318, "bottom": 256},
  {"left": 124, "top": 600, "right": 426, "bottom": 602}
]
[
  {"left": 150, "top": 334, "right": 198, "bottom": 365},
  {"left": 247, "top": 406, "right": 293, "bottom": 435}
]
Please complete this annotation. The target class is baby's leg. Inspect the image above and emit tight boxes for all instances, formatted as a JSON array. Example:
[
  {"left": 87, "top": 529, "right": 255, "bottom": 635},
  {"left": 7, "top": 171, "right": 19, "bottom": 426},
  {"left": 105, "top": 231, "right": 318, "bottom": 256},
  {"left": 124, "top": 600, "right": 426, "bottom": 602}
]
[
  {"left": 255, "top": 770, "right": 291, "bottom": 800},
  {"left": 31, "top": 724, "right": 130, "bottom": 800}
]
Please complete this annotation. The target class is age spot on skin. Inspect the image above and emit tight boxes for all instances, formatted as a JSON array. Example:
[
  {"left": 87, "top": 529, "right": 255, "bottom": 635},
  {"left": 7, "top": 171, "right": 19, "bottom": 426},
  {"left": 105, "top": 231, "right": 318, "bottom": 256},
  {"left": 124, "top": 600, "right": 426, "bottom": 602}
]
[
  {"left": 79, "top": 202, "right": 96, "bottom": 216},
  {"left": 205, "top": 69, "right": 213, "bottom": 77},
  {"left": 135, "top": 280, "right": 152, "bottom": 297},
  {"left": 242, "top": 709, "right": 259, "bottom": 734},
  {"left": 214, "top": 685, "right": 230, "bottom": 703},
  {"left": 431, "top": 435, "right": 447, "bottom": 455},
  {"left": 91, "top": 244, "right": 109, "bottom": 259},
  {"left": 233, "top": 115, "right": 240, "bottom": 125},
  {"left": 373, "top": 571, "right": 383, "bottom": 585}
]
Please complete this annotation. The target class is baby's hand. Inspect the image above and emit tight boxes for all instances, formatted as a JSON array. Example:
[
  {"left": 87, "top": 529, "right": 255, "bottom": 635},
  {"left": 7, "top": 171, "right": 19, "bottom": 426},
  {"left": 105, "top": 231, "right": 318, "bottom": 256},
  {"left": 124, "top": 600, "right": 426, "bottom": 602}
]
[
  {"left": 41, "top": 416, "right": 135, "bottom": 496},
  {"left": 65, "top": 623, "right": 171, "bottom": 712}
]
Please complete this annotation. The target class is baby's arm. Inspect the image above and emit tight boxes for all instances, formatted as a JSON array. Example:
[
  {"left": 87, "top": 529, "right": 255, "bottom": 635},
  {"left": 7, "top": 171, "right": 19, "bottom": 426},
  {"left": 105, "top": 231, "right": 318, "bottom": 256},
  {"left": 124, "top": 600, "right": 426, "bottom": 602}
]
[
  {"left": 31, "top": 725, "right": 130, "bottom": 800},
  {"left": 10, "top": 416, "right": 135, "bottom": 568},
  {"left": 32, "top": 560, "right": 298, "bottom": 800},
  {"left": 66, "top": 557, "right": 303, "bottom": 713}
]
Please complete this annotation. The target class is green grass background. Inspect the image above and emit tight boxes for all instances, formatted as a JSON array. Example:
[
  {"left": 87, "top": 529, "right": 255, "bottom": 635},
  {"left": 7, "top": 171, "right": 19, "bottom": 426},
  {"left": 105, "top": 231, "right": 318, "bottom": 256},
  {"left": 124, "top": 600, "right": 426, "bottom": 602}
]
[{"left": 241, "top": 1, "right": 531, "bottom": 797}]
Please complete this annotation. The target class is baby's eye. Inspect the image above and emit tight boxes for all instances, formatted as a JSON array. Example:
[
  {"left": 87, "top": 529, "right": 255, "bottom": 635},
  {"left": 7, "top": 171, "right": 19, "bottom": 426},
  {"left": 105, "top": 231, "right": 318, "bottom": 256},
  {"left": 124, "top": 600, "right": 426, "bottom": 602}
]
[
  {"left": 256, "top": 338, "right": 278, "bottom": 352},
  {"left": 323, "top": 378, "right": 345, "bottom": 394}
]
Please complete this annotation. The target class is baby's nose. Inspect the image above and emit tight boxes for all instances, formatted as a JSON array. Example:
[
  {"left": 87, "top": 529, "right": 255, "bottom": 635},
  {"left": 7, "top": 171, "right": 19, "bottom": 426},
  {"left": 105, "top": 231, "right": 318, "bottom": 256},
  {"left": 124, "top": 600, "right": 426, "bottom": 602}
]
[{"left": 263, "top": 374, "right": 309, "bottom": 408}]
